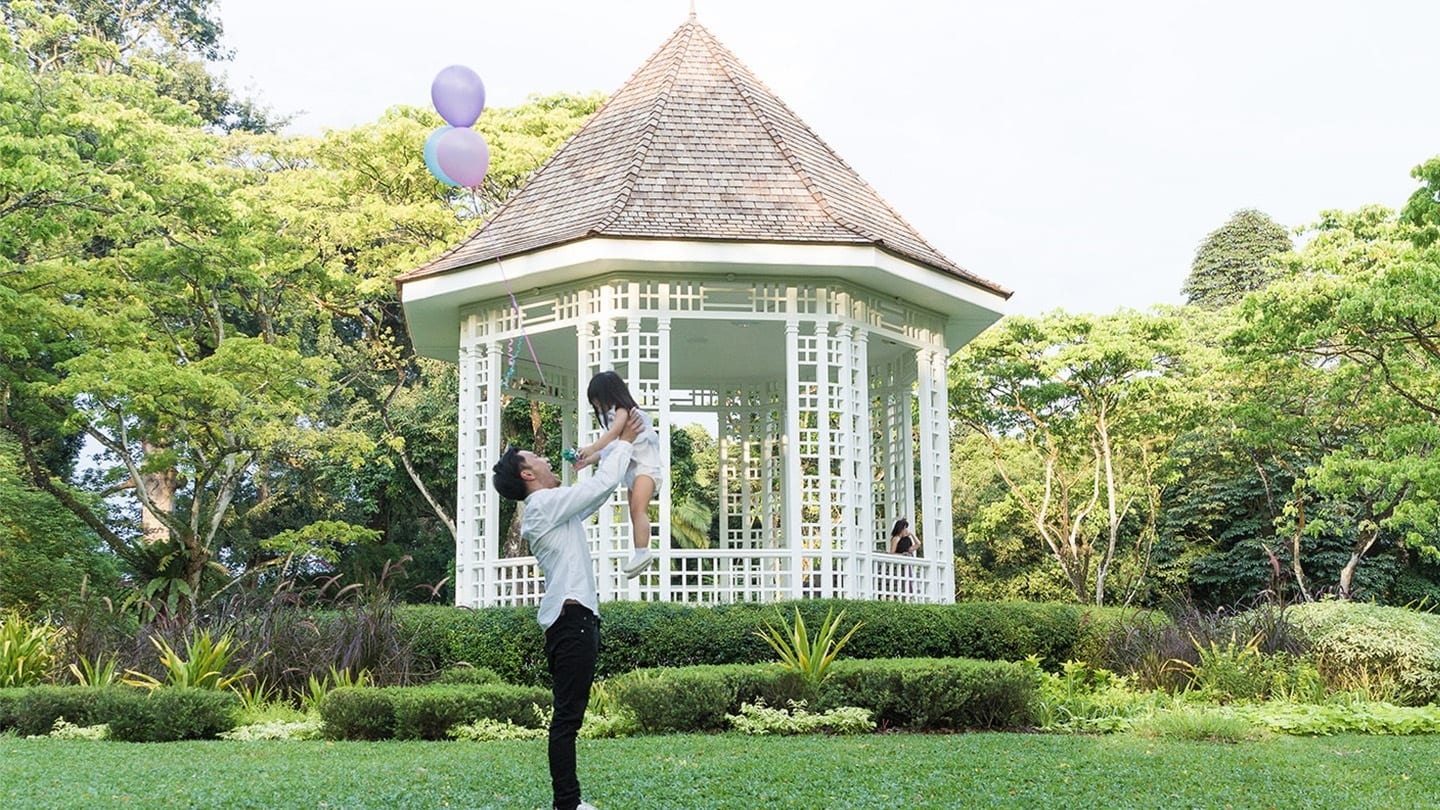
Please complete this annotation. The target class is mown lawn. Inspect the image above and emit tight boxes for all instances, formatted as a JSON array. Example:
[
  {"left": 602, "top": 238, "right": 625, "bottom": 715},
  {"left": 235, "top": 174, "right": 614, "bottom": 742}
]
[{"left": 3, "top": 732, "right": 1439, "bottom": 809}]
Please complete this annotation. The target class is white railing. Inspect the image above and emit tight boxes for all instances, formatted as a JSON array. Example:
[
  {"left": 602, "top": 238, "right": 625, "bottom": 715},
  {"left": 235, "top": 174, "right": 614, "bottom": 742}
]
[{"left": 479, "top": 549, "right": 938, "bottom": 607}]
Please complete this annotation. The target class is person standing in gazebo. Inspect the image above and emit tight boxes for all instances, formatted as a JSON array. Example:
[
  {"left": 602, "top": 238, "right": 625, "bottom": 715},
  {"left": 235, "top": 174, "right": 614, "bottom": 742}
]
[{"left": 491, "top": 409, "right": 642, "bottom": 810}]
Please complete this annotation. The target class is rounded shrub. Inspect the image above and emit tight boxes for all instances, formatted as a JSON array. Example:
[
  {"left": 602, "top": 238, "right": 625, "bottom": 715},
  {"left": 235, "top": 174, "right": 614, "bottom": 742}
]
[
  {"left": 0, "top": 688, "right": 23, "bottom": 732},
  {"left": 820, "top": 657, "right": 1037, "bottom": 731},
  {"left": 433, "top": 665, "right": 504, "bottom": 686},
  {"left": 389, "top": 683, "right": 551, "bottom": 740},
  {"left": 100, "top": 687, "right": 239, "bottom": 742},
  {"left": 320, "top": 686, "right": 396, "bottom": 740},
  {"left": 12, "top": 685, "right": 117, "bottom": 736},
  {"left": 1288, "top": 600, "right": 1440, "bottom": 704}
]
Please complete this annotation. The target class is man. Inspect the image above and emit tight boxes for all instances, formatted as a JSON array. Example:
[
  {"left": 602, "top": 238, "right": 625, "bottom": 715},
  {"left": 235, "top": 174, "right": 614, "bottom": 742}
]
[{"left": 491, "top": 410, "right": 641, "bottom": 810}]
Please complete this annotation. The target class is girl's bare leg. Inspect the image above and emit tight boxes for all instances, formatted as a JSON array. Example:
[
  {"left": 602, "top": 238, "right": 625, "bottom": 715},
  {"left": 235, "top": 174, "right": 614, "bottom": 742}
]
[
  {"left": 623, "top": 475, "right": 657, "bottom": 578},
  {"left": 629, "top": 474, "right": 656, "bottom": 549}
]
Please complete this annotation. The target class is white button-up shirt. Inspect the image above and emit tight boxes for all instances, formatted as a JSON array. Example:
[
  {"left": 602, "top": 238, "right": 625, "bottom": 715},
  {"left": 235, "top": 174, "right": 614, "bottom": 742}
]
[{"left": 522, "top": 440, "right": 635, "bottom": 629}]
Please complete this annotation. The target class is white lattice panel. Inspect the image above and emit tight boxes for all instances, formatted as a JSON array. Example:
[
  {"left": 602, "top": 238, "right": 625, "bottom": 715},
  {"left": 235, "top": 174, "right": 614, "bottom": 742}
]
[{"left": 453, "top": 274, "right": 960, "bottom": 608}]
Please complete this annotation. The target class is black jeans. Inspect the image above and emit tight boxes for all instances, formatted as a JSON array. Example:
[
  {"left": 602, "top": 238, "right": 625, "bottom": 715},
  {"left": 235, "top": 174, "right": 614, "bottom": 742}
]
[{"left": 544, "top": 603, "right": 599, "bottom": 810}]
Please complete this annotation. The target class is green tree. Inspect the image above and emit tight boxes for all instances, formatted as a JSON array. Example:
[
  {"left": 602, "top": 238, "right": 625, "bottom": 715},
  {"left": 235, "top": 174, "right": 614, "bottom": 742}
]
[
  {"left": 668, "top": 426, "right": 715, "bottom": 549},
  {"left": 950, "top": 432, "right": 1069, "bottom": 601},
  {"left": 950, "top": 310, "right": 1194, "bottom": 605},
  {"left": 1230, "top": 199, "right": 1440, "bottom": 599},
  {"left": 1182, "top": 208, "right": 1293, "bottom": 309},
  {"left": 0, "top": 21, "right": 367, "bottom": 614},
  {"left": 0, "top": 433, "right": 121, "bottom": 612},
  {"left": 5, "top": 0, "right": 273, "bottom": 131}
]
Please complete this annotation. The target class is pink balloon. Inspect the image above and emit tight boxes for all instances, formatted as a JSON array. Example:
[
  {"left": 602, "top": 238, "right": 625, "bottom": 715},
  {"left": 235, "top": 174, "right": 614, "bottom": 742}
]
[
  {"left": 435, "top": 127, "right": 491, "bottom": 187},
  {"left": 430, "top": 65, "right": 486, "bottom": 128}
]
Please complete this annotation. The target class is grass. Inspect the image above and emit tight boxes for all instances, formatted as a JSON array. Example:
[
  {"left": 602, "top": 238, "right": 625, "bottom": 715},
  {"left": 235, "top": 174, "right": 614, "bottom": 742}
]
[{"left": 2, "top": 732, "right": 1439, "bottom": 809}]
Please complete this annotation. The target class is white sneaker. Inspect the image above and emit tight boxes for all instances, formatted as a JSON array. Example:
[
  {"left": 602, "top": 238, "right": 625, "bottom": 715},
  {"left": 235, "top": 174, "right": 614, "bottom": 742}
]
[
  {"left": 558, "top": 803, "right": 597, "bottom": 810},
  {"left": 623, "top": 547, "right": 655, "bottom": 577}
]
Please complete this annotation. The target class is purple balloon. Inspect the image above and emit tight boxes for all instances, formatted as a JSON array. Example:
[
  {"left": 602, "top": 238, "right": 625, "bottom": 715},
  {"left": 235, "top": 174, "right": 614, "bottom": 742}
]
[
  {"left": 431, "top": 65, "right": 486, "bottom": 128},
  {"left": 435, "top": 127, "right": 491, "bottom": 187}
]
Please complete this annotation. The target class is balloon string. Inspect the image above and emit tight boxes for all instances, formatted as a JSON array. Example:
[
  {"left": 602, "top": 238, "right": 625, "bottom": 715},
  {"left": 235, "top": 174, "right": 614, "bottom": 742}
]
[
  {"left": 470, "top": 186, "right": 546, "bottom": 389},
  {"left": 498, "top": 255, "right": 546, "bottom": 388}
]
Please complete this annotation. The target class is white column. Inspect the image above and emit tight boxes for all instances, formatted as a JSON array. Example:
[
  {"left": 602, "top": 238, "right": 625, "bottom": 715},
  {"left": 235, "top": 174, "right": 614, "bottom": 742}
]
[
  {"left": 849, "top": 328, "right": 873, "bottom": 599},
  {"left": 657, "top": 314, "right": 673, "bottom": 600},
  {"left": 817, "top": 322, "right": 834, "bottom": 598},
  {"left": 915, "top": 347, "right": 953, "bottom": 602},
  {"left": 783, "top": 320, "right": 804, "bottom": 599},
  {"left": 454, "top": 332, "right": 477, "bottom": 607},
  {"left": 479, "top": 334, "right": 506, "bottom": 607}
]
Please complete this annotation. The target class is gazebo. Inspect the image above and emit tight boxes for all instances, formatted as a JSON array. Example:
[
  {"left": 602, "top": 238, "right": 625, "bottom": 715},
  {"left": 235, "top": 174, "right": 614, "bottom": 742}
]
[{"left": 397, "top": 14, "right": 1009, "bottom": 608}]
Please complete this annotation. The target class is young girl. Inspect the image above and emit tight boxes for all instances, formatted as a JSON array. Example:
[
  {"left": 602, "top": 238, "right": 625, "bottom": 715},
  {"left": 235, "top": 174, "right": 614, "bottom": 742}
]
[{"left": 572, "top": 370, "right": 662, "bottom": 577}]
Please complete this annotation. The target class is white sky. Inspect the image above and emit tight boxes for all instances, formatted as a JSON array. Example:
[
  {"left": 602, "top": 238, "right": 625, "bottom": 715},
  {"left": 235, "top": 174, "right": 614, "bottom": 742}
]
[{"left": 215, "top": 0, "right": 1440, "bottom": 317}]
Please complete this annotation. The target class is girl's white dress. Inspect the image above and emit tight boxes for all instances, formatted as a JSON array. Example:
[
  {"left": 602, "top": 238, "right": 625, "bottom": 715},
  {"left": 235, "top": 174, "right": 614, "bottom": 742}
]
[{"left": 599, "top": 406, "right": 664, "bottom": 489}]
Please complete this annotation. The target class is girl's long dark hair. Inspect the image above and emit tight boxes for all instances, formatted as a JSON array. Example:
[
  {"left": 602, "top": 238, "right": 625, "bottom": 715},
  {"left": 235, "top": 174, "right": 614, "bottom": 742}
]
[
  {"left": 587, "top": 370, "right": 638, "bottom": 427},
  {"left": 890, "top": 518, "right": 909, "bottom": 538}
]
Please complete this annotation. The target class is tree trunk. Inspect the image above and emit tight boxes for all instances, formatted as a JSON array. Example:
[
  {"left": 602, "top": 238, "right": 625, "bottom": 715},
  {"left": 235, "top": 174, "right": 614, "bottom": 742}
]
[
  {"left": 138, "top": 440, "right": 178, "bottom": 545},
  {"left": 504, "top": 501, "right": 529, "bottom": 557},
  {"left": 1338, "top": 522, "right": 1380, "bottom": 600}
]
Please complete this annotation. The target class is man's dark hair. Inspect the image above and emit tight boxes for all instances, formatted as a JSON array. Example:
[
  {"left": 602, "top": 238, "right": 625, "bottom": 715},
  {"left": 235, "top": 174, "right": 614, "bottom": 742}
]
[{"left": 492, "top": 446, "right": 529, "bottom": 502}]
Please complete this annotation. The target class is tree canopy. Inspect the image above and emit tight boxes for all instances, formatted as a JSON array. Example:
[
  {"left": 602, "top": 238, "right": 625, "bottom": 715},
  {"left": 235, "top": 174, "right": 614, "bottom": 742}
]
[{"left": 1181, "top": 208, "right": 1293, "bottom": 309}]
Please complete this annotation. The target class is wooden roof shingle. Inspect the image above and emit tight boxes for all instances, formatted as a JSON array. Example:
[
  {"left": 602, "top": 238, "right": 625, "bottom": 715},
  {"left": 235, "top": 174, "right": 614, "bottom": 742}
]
[{"left": 398, "top": 16, "right": 1005, "bottom": 296}]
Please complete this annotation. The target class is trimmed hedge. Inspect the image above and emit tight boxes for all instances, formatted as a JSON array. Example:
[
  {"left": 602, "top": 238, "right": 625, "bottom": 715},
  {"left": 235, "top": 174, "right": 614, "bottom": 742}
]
[
  {"left": 0, "top": 687, "right": 26, "bottom": 732},
  {"left": 433, "top": 665, "right": 504, "bottom": 686},
  {"left": 390, "top": 684, "right": 551, "bottom": 740},
  {"left": 399, "top": 600, "right": 1138, "bottom": 687},
  {"left": 320, "top": 686, "right": 396, "bottom": 740},
  {"left": 610, "top": 658, "right": 1035, "bottom": 733},
  {"left": 9, "top": 685, "right": 117, "bottom": 736},
  {"left": 320, "top": 683, "right": 552, "bottom": 741},
  {"left": 819, "top": 658, "right": 1035, "bottom": 730},
  {"left": 0, "top": 686, "right": 237, "bottom": 740},
  {"left": 610, "top": 664, "right": 811, "bottom": 733},
  {"left": 100, "top": 687, "right": 239, "bottom": 742}
]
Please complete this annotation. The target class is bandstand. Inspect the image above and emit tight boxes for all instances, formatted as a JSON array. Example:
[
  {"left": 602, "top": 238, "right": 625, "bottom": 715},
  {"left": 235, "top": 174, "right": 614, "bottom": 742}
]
[{"left": 397, "top": 14, "right": 1009, "bottom": 608}]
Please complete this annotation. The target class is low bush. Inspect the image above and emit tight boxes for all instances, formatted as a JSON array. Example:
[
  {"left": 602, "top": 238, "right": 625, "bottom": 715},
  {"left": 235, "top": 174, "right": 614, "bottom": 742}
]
[
  {"left": 610, "top": 658, "right": 1034, "bottom": 733},
  {"left": 39, "top": 717, "right": 109, "bottom": 740},
  {"left": 448, "top": 717, "right": 547, "bottom": 741},
  {"left": 219, "top": 717, "right": 323, "bottom": 741},
  {"left": 819, "top": 657, "right": 1036, "bottom": 731},
  {"left": 389, "top": 683, "right": 550, "bottom": 740},
  {"left": 398, "top": 600, "right": 1138, "bottom": 685},
  {"left": 609, "top": 664, "right": 812, "bottom": 733},
  {"left": 610, "top": 666, "right": 745, "bottom": 733},
  {"left": 0, "top": 687, "right": 25, "bottom": 731},
  {"left": 1231, "top": 699, "right": 1440, "bottom": 736},
  {"left": 11, "top": 685, "right": 116, "bottom": 736},
  {"left": 100, "top": 687, "right": 239, "bottom": 742},
  {"left": 1028, "top": 659, "right": 1160, "bottom": 733},
  {"left": 433, "top": 665, "right": 503, "bottom": 686},
  {"left": 319, "top": 686, "right": 396, "bottom": 740},
  {"left": 1287, "top": 601, "right": 1440, "bottom": 705},
  {"left": 319, "top": 683, "right": 552, "bottom": 740},
  {"left": 727, "top": 700, "right": 875, "bottom": 735}
]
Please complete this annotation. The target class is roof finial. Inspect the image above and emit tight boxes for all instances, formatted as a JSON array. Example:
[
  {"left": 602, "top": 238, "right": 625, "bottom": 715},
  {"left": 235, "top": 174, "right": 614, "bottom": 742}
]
[{"left": 688, "top": 0, "right": 697, "bottom": 21}]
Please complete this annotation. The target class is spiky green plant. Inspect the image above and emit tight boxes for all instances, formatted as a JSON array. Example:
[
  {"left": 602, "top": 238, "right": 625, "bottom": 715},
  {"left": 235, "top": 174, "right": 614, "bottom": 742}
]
[
  {"left": 69, "top": 653, "right": 121, "bottom": 687},
  {"left": 0, "top": 612, "right": 62, "bottom": 687},
  {"left": 123, "top": 629, "right": 251, "bottom": 691},
  {"left": 755, "top": 607, "right": 862, "bottom": 684},
  {"left": 298, "top": 665, "right": 371, "bottom": 713}
]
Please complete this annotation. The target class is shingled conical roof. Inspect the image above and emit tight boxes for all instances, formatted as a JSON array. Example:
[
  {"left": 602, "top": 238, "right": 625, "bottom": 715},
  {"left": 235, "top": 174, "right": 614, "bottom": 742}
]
[{"left": 399, "top": 15, "right": 1004, "bottom": 295}]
